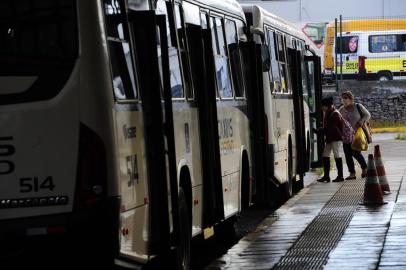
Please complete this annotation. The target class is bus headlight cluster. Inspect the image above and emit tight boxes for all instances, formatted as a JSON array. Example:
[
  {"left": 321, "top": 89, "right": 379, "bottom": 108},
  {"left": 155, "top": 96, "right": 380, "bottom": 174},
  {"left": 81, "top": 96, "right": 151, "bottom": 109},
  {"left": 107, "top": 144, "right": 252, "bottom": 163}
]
[{"left": 0, "top": 196, "right": 69, "bottom": 209}]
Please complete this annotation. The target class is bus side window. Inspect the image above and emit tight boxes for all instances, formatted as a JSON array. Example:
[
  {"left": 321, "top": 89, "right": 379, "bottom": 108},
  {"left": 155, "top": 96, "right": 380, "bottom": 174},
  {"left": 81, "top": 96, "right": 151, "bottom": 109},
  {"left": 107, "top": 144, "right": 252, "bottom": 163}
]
[
  {"left": 104, "top": 0, "right": 127, "bottom": 40},
  {"left": 156, "top": 0, "right": 184, "bottom": 99},
  {"left": 267, "top": 29, "right": 281, "bottom": 93},
  {"left": 369, "top": 35, "right": 396, "bottom": 53},
  {"left": 400, "top": 34, "right": 406, "bottom": 51},
  {"left": 175, "top": 4, "right": 194, "bottom": 100},
  {"left": 210, "top": 17, "right": 233, "bottom": 98},
  {"left": 299, "top": 41, "right": 309, "bottom": 101},
  {"left": 127, "top": 0, "right": 149, "bottom": 10},
  {"left": 276, "top": 33, "right": 289, "bottom": 93},
  {"left": 284, "top": 35, "right": 292, "bottom": 94},
  {"left": 369, "top": 34, "right": 406, "bottom": 53},
  {"left": 225, "top": 19, "right": 245, "bottom": 98},
  {"left": 104, "top": 0, "right": 137, "bottom": 100},
  {"left": 108, "top": 42, "right": 137, "bottom": 100},
  {"left": 200, "top": 12, "right": 208, "bottom": 30}
]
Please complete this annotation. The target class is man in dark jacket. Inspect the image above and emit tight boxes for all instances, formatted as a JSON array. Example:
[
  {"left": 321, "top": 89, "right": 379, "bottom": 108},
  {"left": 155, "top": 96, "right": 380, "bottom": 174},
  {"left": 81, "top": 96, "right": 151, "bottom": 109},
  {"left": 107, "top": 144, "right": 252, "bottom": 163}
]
[{"left": 317, "top": 97, "right": 344, "bottom": 183}]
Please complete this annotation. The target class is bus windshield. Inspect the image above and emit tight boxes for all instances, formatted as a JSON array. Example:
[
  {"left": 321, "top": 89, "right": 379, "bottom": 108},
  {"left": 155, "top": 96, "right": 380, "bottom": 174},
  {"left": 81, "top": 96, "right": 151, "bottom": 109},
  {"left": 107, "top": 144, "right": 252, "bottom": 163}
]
[{"left": 0, "top": 0, "right": 78, "bottom": 104}]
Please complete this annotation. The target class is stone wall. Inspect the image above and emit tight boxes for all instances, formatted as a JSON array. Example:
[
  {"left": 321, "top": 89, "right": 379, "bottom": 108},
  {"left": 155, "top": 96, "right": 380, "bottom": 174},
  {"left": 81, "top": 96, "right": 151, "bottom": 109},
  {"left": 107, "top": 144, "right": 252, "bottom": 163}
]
[{"left": 323, "top": 81, "right": 406, "bottom": 123}]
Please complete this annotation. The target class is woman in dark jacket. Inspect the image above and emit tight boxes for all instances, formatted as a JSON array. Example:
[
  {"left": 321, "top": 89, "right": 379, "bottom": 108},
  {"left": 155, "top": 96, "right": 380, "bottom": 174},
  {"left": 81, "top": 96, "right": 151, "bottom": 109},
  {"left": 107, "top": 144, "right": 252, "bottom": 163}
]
[{"left": 317, "top": 97, "right": 344, "bottom": 183}]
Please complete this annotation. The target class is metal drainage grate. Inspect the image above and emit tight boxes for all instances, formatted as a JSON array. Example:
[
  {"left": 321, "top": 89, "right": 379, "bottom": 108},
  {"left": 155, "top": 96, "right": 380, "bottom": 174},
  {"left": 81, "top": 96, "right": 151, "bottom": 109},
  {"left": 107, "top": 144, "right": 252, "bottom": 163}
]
[{"left": 272, "top": 178, "right": 364, "bottom": 270}]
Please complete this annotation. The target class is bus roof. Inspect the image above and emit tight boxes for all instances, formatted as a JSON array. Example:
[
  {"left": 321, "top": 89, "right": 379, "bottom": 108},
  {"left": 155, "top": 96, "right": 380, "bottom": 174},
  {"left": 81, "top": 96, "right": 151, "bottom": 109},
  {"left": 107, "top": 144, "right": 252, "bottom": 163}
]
[
  {"left": 188, "top": 0, "right": 245, "bottom": 20},
  {"left": 242, "top": 4, "right": 307, "bottom": 42},
  {"left": 326, "top": 18, "right": 406, "bottom": 32}
]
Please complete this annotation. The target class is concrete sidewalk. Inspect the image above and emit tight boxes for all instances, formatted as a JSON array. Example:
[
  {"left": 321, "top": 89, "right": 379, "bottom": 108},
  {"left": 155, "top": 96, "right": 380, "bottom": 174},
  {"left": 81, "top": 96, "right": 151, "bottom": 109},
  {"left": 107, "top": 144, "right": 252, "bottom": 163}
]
[{"left": 207, "top": 139, "right": 406, "bottom": 270}]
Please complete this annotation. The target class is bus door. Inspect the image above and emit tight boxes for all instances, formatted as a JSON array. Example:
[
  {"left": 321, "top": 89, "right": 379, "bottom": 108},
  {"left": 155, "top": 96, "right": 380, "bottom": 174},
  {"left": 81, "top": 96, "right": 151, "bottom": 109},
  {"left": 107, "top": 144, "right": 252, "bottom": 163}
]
[
  {"left": 240, "top": 41, "right": 273, "bottom": 205},
  {"left": 288, "top": 48, "right": 306, "bottom": 186},
  {"left": 128, "top": 10, "right": 179, "bottom": 258},
  {"left": 184, "top": 13, "right": 224, "bottom": 226},
  {"left": 305, "top": 55, "right": 324, "bottom": 168}
]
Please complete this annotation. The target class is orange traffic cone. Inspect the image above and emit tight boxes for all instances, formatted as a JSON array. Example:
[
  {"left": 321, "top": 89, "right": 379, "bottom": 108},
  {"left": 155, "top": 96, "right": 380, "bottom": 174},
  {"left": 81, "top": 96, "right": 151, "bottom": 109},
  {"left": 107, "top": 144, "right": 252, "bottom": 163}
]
[
  {"left": 362, "top": 154, "right": 387, "bottom": 205},
  {"left": 374, "top": 145, "right": 391, "bottom": 195}
]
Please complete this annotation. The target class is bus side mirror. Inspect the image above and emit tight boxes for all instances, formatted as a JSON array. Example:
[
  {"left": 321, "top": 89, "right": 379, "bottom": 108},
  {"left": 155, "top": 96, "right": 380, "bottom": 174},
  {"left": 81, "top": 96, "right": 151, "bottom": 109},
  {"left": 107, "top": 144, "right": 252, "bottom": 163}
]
[{"left": 261, "top": 44, "right": 271, "bottom": 72}]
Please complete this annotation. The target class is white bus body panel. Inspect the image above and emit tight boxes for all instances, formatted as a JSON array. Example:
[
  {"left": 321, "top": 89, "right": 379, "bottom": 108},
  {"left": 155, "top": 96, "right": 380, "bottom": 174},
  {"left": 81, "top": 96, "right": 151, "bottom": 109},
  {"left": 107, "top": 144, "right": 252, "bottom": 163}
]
[
  {"left": 119, "top": 204, "right": 150, "bottom": 262},
  {"left": 217, "top": 105, "right": 250, "bottom": 218},
  {"left": 0, "top": 65, "right": 80, "bottom": 220},
  {"left": 114, "top": 107, "right": 151, "bottom": 259},
  {"left": 172, "top": 106, "right": 203, "bottom": 236},
  {"left": 114, "top": 108, "right": 149, "bottom": 212}
]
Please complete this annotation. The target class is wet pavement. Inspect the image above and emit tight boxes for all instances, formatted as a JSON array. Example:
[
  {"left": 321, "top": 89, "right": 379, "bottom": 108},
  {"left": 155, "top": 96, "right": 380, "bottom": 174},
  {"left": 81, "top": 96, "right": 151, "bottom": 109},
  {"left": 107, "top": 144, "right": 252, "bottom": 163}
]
[{"left": 206, "top": 138, "right": 406, "bottom": 270}]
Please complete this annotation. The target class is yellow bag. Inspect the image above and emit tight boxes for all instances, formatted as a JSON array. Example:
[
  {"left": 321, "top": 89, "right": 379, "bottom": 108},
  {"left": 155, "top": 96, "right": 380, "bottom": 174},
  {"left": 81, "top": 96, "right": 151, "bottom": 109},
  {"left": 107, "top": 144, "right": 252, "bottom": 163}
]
[{"left": 351, "top": 128, "right": 368, "bottom": 151}]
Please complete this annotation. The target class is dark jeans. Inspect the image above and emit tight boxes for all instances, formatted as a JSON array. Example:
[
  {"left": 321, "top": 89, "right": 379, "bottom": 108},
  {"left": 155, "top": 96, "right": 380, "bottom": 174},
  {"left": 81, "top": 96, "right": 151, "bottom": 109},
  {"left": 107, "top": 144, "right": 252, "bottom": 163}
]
[{"left": 343, "top": 143, "right": 368, "bottom": 174}]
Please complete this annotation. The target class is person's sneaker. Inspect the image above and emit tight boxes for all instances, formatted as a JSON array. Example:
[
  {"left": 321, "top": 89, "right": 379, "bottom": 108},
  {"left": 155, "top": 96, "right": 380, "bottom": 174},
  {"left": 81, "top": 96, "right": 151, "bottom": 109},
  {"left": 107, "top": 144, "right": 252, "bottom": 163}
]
[
  {"left": 345, "top": 174, "right": 357, "bottom": 180},
  {"left": 361, "top": 169, "right": 367, "bottom": 178},
  {"left": 332, "top": 176, "right": 344, "bottom": 182},
  {"left": 317, "top": 176, "right": 330, "bottom": 183}
]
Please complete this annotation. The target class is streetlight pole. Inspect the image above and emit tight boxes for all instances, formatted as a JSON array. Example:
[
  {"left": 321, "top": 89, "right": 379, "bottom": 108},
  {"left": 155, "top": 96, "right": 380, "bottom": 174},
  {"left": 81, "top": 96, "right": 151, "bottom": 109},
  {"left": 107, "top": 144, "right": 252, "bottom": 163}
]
[
  {"left": 340, "top": 15, "right": 343, "bottom": 88},
  {"left": 335, "top": 18, "right": 338, "bottom": 92}
]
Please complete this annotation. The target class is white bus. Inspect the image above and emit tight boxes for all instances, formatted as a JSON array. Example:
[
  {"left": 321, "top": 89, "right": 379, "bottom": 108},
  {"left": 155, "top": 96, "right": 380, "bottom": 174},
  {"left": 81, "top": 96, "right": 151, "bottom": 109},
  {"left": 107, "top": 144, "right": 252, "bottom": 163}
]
[
  {"left": 242, "top": 5, "right": 323, "bottom": 202},
  {"left": 0, "top": 0, "right": 252, "bottom": 269}
]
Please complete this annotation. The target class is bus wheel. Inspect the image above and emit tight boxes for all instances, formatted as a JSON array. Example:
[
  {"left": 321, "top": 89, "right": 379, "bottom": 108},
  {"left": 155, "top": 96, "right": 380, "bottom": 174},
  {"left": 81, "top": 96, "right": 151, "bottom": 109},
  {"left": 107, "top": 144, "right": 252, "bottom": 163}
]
[
  {"left": 177, "top": 188, "right": 191, "bottom": 270},
  {"left": 377, "top": 71, "right": 392, "bottom": 81}
]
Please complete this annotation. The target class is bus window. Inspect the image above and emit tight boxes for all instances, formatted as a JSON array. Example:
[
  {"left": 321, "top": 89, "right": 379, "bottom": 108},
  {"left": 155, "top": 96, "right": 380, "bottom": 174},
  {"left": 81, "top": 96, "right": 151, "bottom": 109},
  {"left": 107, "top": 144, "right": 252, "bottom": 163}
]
[
  {"left": 108, "top": 41, "right": 137, "bottom": 100},
  {"left": 210, "top": 17, "right": 219, "bottom": 57},
  {"left": 175, "top": 4, "right": 194, "bottom": 99},
  {"left": 104, "top": 0, "right": 137, "bottom": 100},
  {"left": 267, "top": 29, "right": 281, "bottom": 92},
  {"left": 104, "top": 0, "right": 127, "bottom": 40},
  {"left": 0, "top": 0, "right": 78, "bottom": 104},
  {"left": 299, "top": 41, "right": 309, "bottom": 103},
  {"left": 306, "top": 60, "right": 316, "bottom": 113},
  {"left": 215, "top": 18, "right": 227, "bottom": 56},
  {"left": 225, "top": 19, "right": 245, "bottom": 98},
  {"left": 276, "top": 33, "right": 289, "bottom": 93},
  {"left": 1, "top": 1, "right": 77, "bottom": 59},
  {"left": 127, "top": 0, "right": 149, "bottom": 11},
  {"left": 285, "top": 36, "right": 292, "bottom": 49},
  {"left": 369, "top": 34, "right": 405, "bottom": 53},
  {"left": 156, "top": 0, "right": 184, "bottom": 98},
  {"left": 210, "top": 17, "right": 233, "bottom": 98},
  {"left": 277, "top": 34, "right": 286, "bottom": 62},
  {"left": 175, "top": 4, "right": 185, "bottom": 50},
  {"left": 335, "top": 36, "right": 359, "bottom": 54},
  {"left": 225, "top": 20, "right": 238, "bottom": 48},
  {"left": 400, "top": 34, "right": 406, "bottom": 51},
  {"left": 201, "top": 12, "right": 208, "bottom": 30}
]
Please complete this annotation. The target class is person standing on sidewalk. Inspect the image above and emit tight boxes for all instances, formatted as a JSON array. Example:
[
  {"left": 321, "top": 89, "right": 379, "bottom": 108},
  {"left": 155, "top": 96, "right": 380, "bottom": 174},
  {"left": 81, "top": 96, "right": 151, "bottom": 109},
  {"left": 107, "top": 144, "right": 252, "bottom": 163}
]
[
  {"left": 317, "top": 96, "right": 344, "bottom": 183},
  {"left": 339, "top": 90, "right": 370, "bottom": 179}
]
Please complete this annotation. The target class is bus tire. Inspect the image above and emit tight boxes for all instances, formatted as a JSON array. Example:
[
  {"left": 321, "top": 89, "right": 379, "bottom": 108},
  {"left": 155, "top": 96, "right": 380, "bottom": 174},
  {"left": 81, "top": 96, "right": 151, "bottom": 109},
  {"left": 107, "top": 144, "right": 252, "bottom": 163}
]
[
  {"left": 177, "top": 187, "right": 191, "bottom": 270},
  {"left": 377, "top": 71, "right": 393, "bottom": 81}
]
